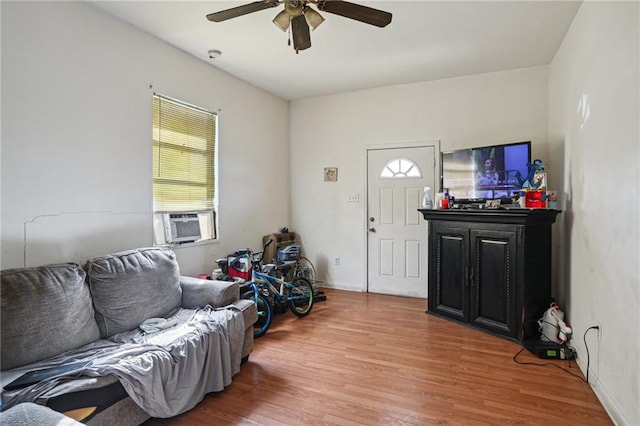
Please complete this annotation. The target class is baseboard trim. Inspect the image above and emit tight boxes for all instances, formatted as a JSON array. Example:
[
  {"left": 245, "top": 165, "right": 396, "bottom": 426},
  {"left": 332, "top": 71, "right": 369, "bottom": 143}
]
[{"left": 577, "top": 360, "right": 628, "bottom": 425}]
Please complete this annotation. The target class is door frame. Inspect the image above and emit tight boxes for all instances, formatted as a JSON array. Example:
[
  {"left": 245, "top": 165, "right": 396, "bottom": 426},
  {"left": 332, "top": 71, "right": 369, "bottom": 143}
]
[{"left": 363, "top": 140, "right": 441, "bottom": 293}]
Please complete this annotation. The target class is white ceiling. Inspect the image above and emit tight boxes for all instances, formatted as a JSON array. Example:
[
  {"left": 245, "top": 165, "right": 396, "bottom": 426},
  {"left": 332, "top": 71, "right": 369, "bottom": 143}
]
[{"left": 91, "top": 1, "right": 581, "bottom": 100}]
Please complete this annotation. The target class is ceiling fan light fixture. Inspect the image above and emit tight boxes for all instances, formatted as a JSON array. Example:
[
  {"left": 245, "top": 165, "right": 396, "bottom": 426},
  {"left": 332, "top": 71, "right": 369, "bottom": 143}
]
[
  {"left": 304, "top": 7, "right": 324, "bottom": 31},
  {"left": 273, "top": 9, "right": 290, "bottom": 31}
]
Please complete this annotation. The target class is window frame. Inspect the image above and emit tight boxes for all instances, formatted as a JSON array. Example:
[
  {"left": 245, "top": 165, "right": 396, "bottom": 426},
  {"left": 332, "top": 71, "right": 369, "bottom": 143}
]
[
  {"left": 379, "top": 157, "right": 423, "bottom": 179},
  {"left": 152, "top": 93, "right": 219, "bottom": 246}
]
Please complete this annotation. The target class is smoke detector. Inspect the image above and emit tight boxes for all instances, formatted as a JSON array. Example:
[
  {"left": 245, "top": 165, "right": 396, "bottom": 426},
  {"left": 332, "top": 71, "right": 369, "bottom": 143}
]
[{"left": 207, "top": 49, "right": 222, "bottom": 59}]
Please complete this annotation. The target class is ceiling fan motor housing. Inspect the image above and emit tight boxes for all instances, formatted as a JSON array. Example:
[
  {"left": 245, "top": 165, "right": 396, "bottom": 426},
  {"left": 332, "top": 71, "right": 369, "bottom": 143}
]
[{"left": 285, "top": 0, "right": 305, "bottom": 17}]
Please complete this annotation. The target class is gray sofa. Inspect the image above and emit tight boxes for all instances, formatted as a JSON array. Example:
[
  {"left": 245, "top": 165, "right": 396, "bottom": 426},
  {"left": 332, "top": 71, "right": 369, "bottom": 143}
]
[{"left": 0, "top": 247, "right": 258, "bottom": 425}]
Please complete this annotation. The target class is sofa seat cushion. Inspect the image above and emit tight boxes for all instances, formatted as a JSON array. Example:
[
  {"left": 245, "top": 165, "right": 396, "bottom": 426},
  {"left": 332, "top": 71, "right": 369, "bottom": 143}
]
[
  {"left": 85, "top": 247, "right": 182, "bottom": 338},
  {"left": 1, "top": 263, "right": 101, "bottom": 370}
]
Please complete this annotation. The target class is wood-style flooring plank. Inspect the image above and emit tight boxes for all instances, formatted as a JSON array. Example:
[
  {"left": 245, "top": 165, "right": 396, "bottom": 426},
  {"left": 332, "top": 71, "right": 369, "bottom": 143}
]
[{"left": 143, "top": 289, "right": 611, "bottom": 425}]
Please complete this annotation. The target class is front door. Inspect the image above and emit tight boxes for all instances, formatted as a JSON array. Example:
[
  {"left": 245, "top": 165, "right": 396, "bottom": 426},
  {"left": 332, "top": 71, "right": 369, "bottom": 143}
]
[{"left": 367, "top": 145, "right": 436, "bottom": 297}]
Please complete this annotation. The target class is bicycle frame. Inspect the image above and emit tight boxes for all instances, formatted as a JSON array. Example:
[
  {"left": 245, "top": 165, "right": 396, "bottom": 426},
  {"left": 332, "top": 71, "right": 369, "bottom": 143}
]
[
  {"left": 241, "top": 281, "right": 261, "bottom": 307},
  {"left": 253, "top": 268, "right": 313, "bottom": 305},
  {"left": 252, "top": 269, "right": 290, "bottom": 303}
]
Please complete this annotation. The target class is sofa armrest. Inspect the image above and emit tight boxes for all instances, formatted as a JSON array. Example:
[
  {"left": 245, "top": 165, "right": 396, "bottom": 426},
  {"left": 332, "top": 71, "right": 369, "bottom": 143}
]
[
  {"left": 0, "top": 402, "right": 84, "bottom": 425},
  {"left": 180, "top": 276, "right": 239, "bottom": 309}
]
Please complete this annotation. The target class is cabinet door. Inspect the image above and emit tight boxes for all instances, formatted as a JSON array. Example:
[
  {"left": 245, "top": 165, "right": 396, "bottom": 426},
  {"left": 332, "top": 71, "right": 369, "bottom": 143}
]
[
  {"left": 429, "top": 223, "right": 469, "bottom": 322},
  {"left": 469, "top": 228, "right": 518, "bottom": 339}
]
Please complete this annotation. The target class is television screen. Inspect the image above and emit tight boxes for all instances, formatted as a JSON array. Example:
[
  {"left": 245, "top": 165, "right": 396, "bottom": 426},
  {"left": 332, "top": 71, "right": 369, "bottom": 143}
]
[{"left": 441, "top": 141, "right": 531, "bottom": 203}]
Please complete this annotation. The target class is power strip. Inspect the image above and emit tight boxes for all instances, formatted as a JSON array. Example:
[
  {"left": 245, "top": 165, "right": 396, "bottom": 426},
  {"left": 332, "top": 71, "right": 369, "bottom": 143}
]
[{"left": 523, "top": 339, "right": 576, "bottom": 360}]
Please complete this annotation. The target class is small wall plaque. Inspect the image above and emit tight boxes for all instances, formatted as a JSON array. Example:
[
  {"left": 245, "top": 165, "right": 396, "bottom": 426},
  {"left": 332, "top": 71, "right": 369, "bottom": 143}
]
[{"left": 324, "top": 167, "right": 338, "bottom": 182}]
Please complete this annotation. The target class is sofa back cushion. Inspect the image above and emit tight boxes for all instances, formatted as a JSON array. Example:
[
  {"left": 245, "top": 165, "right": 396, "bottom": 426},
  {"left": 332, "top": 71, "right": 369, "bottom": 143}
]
[
  {"left": 1, "top": 263, "right": 101, "bottom": 370},
  {"left": 85, "top": 247, "right": 182, "bottom": 338}
]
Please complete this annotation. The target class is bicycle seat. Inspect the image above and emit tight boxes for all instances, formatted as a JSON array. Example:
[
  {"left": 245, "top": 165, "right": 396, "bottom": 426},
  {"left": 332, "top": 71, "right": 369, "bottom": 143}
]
[{"left": 262, "top": 264, "right": 278, "bottom": 274}]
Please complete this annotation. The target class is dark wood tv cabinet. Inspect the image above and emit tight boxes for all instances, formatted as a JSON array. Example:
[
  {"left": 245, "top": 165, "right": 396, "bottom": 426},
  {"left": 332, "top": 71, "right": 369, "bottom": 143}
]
[{"left": 418, "top": 208, "right": 561, "bottom": 342}]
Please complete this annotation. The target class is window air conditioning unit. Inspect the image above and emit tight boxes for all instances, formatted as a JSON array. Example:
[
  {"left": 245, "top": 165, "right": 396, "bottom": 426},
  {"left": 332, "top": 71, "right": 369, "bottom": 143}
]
[{"left": 163, "top": 213, "right": 201, "bottom": 243}]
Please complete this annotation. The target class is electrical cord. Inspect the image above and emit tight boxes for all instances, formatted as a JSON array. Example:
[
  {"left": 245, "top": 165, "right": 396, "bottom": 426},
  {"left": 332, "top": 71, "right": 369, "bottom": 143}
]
[
  {"left": 584, "top": 326, "right": 599, "bottom": 384},
  {"left": 514, "top": 326, "right": 600, "bottom": 383},
  {"left": 513, "top": 347, "right": 585, "bottom": 382}
]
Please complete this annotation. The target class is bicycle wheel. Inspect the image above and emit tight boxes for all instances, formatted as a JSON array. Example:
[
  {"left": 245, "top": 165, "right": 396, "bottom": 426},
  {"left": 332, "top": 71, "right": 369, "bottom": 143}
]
[
  {"left": 286, "top": 277, "right": 313, "bottom": 317},
  {"left": 293, "top": 256, "right": 317, "bottom": 285},
  {"left": 241, "top": 291, "right": 272, "bottom": 338}
]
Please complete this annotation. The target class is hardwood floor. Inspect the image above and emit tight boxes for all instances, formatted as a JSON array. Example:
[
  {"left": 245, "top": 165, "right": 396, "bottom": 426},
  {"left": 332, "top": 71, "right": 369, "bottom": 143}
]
[{"left": 144, "top": 288, "right": 611, "bottom": 425}]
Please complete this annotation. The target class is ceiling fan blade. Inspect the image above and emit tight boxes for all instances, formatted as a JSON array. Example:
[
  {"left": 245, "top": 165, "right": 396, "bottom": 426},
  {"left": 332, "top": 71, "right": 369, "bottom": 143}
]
[
  {"left": 206, "top": 1, "right": 279, "bottom": 22},
  {"left": 317, "top": 0, "right": 392, "bottom": 27},
  {"left": 291, "top": 14, "right": 311, "bottom": 51}
]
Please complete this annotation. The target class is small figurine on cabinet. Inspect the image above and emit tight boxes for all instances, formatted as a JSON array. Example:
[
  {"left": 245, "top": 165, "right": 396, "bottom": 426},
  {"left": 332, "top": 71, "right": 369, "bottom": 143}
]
[{"left": 516, "top": 159, "right": 546, "bottom": 189}]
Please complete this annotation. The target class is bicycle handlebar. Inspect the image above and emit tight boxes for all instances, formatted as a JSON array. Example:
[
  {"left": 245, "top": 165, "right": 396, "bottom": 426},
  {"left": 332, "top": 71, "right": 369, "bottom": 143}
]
[{"left": 249, "top": 238, "right": 274, "bottom": 269}]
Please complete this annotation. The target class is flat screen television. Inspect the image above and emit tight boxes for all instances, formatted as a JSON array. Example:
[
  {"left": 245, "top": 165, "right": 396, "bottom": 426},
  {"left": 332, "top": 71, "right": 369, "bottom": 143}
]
[{"left": 441, "top": 141, "right": 531, "bottom": 204}]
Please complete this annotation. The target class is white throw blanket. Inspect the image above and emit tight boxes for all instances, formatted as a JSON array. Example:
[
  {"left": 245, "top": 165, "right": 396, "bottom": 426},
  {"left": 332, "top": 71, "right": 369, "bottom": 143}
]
[{"left": 1, "top": 305, "right": 244, "bottom": 418}]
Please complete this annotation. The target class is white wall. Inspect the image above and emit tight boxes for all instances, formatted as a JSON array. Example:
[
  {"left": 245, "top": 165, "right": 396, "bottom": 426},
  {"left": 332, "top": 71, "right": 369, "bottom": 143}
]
[
  {"left": 290, "top": 67, "right": 550, "bottom": 291},
  {"left": 1, "top": 2, "right": 290, "bottom": 275},
  {"left": 548, "top": 2, "right": 639, "bottom": 424}
]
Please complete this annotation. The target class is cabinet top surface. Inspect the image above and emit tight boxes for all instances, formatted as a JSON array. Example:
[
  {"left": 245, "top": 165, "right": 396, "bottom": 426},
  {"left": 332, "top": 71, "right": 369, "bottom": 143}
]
[{"left": 418, "top": 208, "right": 561, "bottom": 225}]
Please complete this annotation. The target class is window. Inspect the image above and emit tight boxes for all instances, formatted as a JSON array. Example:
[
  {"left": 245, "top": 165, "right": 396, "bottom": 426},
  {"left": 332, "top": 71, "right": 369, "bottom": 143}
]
[
  {"left": 152, "top": 94, "right": 217, "bottom": 244},
  {"left": 380, "top": 158, "right": 422, "bottom": 178}
]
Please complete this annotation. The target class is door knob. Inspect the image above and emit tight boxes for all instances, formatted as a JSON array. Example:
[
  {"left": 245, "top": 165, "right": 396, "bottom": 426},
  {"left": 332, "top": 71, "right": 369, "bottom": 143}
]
[{"left": 368, "top": 227, "right": 376, "bottom": 233}]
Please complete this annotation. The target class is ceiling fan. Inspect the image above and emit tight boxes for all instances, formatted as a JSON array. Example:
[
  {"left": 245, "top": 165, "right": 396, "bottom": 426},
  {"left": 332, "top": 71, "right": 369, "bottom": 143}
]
[{"left": 206, "top": 0, "right": 392, "bottom": 53}]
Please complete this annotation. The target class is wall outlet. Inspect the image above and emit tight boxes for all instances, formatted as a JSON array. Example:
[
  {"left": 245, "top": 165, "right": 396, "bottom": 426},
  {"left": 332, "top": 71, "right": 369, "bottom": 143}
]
[
  {"left": 347, "top": 193, "right": 359, "bottom": 203},
  {"left": 596, "top": 321, "right": 603, "bottom": 342},
  {"left": 334, "top": 257, "right": 340, "bottom": 266}
]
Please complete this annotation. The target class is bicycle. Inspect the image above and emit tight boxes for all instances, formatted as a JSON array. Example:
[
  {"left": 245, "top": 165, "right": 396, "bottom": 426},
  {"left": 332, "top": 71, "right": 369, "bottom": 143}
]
[
  {"left": 249, "top": 240, "right": 314, "bottom": 321},
  {"left": 216, "top": 251, "right": 272, "bottom": 338}
]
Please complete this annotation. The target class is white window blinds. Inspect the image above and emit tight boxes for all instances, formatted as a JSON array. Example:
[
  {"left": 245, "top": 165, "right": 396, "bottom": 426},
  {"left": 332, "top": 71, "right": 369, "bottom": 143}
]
[{"left": 152, "top": 95, "right": 216, "bottom": 212}]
